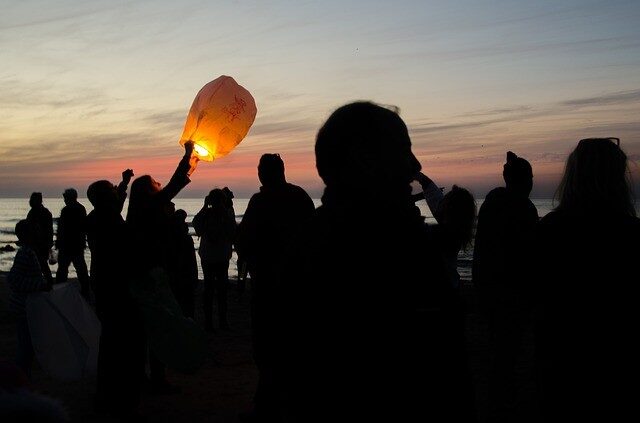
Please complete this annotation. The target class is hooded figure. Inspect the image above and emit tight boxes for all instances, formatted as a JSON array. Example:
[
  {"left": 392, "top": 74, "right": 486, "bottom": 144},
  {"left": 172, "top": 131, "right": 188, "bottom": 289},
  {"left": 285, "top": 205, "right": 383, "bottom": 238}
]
[{"left": 472, "top": 151, "right": 539, "bottom": 421}]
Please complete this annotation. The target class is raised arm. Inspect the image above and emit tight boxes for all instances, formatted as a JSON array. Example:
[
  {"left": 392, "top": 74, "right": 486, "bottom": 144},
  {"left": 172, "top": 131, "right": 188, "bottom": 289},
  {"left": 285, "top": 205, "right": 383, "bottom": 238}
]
[
  {"left": 116, "top": 168, "right": 135, "bottom": 212},
  {"left": 157, "top": 142, "right": 199, "bottom": 204},
  {"left": 414, "top": 172, "right": 444, "bottom": 222}
]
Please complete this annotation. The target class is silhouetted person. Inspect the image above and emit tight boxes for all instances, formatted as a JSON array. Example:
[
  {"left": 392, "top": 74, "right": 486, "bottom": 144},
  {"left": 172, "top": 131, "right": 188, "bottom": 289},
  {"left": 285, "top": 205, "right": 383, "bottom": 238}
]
[
  {"left": 223, "top": 186, "right": 236, "bottom": 217},
  {"left": 415, "top": 172, "right": 477, "bottom": 290},
  {"left": 7, "top": 220, "right": 48, "bottom": 378},
  {"left": 235, "top": 153, "right": 315, "bottom": 421},
  {"left": 193, "top": 189, "right": 237, "bottom": 330},
  {"left": 126, "top": 142, "right": 198, "bottom": 395},
  {"left": 167, "top": 209, "right": 198, "bottom": 319},
  {"left": 55, "top": 188, "right": 90, "bottom": 298},
  {"left": 472, "top": 151, "right": 538, "bottom": 422},
  {"left": 274, "top": 102, "right": 476, "bottom": 422},
  {"left": 86, "top": 169, "right": 144, "bottom": 418},
  {"left": 222, "top": 186, "right": 247, "bottom": 298},
  {"left": 26, "top": 192, "right": 54, "bottom": 286},
  {"left": 535, "top": 138, "right": 639, "bottom": 422}
]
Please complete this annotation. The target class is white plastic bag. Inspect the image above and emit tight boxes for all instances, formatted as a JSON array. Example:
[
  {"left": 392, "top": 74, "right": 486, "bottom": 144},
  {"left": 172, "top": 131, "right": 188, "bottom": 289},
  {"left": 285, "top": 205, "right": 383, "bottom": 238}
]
[{"left": 26, "top": 282, "right": 101, "bottom": 381}]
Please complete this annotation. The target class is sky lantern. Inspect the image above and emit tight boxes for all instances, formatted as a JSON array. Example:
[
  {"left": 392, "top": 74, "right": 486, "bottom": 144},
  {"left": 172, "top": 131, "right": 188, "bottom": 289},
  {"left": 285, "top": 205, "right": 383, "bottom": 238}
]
[{"left": 179, "top": 75, "right": 257, "bottom": 161}]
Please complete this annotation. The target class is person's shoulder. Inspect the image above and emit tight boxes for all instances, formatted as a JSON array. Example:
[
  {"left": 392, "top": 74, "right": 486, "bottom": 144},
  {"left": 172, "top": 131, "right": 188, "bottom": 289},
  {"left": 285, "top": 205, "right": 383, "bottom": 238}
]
[
  {"left": 478, "top": 187, "right": 506, "bottom": 212},
  {"left": 286, "top": 183, "right": 310, "bottom": 195},
  {"left": 248, "top": 191, "right": 263, "bottom": 201},
  {"left": 290, "top": 184, "right": 315, "bottom": 206},
  {"left": 15, "top": 246, "right": 37, "bottom": 260},
  {"left": 482, "top": 187, "right": 507, "bottom": 205},
  {"left": 539, "top": 209, "right": 562, "bottom": 224},
  {"left": 486, "top": 186, "right": 507, "bottom": 198}
]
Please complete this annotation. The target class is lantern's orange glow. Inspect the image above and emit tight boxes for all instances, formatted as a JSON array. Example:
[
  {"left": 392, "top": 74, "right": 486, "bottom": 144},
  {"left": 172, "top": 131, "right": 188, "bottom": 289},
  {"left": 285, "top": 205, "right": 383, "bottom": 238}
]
[
  {"left": 179, "top": 75, "right": 257, "bottom": 162},
  {"left": 193, "top": 143, "right": 210, "bottom": 158}
]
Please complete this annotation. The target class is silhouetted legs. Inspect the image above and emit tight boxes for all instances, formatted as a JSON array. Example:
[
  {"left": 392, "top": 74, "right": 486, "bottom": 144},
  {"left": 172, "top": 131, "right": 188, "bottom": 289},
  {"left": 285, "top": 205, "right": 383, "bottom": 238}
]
[
  {"left": 247, "top": 274, "right": 280, "bottom": 421},
  {"left": 236, "top": 257, "right": 248, "bottom": 300},
  {"left": 56, "top": 249, "right": 90, "bottom": 298},
  {"left": 35, "top": 250, "right": 54, "bottom": 286},
  {"left": 202, "top": 261, "right": 229, "bottom": 330},
  {"left": 95, "top": 297, "right": 144, "bottom": 416},
  {"left": 486, "top": 294, "right": 530, "bottom": 422}
]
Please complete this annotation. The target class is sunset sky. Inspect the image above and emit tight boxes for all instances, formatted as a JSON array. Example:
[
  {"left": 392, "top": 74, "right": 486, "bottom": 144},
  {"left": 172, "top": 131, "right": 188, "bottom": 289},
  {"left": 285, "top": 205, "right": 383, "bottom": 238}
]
[{"left": 1, "top": 0, "right": 639, "bottom": 199}]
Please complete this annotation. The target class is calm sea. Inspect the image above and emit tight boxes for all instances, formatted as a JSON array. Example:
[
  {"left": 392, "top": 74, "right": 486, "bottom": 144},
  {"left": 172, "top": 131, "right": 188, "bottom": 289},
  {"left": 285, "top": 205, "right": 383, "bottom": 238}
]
[{"left": 0, "top": 197, "right": 570, "bottom": 279}]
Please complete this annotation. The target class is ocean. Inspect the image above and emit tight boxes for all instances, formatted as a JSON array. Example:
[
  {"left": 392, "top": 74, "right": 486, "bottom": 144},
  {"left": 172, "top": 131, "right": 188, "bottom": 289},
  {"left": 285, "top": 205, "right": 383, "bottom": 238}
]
[{"left": 0, "top": 197, "right": 582, "bottom": 280}]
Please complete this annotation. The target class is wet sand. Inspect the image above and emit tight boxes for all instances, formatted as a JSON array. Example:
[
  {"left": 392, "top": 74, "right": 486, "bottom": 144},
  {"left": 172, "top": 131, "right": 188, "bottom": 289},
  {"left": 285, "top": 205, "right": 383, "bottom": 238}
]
[{"left": 0, "top": 274, "right": 540, "bottom": 422}]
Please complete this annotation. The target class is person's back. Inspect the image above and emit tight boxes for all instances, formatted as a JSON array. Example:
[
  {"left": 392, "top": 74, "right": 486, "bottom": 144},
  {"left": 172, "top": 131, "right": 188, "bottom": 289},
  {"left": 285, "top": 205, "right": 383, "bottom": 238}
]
[
  {"left": 535, "top": 138, "right": 639, "bottom": 421},
  {"left": 86, "top": 182, "right": 131, "bottom": 312},
  {"left": 275, "top": 102, "right": 474, "bottom": 422},
  {"left": 236, "top": 154, "right": 315, "bottom": 296},
  {"left": 193, "top": 190, "right": 237, "bottom": 330},
  {"left": 194, "top": 193, "right": 237, "bottom": 265},
  {"left": 473, "top": 185, "right": 538, "bottom": 297},
  {"left": 26, "top": 192, "right": 54, "bottom": 285},
  {"left": 86, "top": 175, "right": 144, "bottom": 417},
  {"left": 26, "top": 194, "right": 54, "bottom": 255},
  {"left": 58, "top": 200, "right": 87, "bottom": 252},
  {"left": 56, "top": 188, "right": 89, "bottom": 295},
  {"left": 471, "top": 151, "right": 538, "bottom": 421},
  {"left": 236, "top": 153, "right": 315, "bottom": 421},
  {"left": 473, "top": 151, "right": 539, "bottom": 298}
]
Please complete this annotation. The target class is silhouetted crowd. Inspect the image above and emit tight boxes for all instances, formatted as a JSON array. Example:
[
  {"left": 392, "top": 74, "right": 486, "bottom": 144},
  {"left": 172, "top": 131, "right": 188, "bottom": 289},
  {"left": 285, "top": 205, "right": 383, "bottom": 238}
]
[{"left": 3, "top": 102, "right": 639, "bottom": 423}]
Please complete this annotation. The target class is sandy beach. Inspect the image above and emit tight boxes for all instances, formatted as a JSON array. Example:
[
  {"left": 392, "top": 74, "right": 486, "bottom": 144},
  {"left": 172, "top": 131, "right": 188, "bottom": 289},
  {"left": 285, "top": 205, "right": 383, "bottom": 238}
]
[{"left": 0, "top": 273, "right": 540, "bottom": 422}]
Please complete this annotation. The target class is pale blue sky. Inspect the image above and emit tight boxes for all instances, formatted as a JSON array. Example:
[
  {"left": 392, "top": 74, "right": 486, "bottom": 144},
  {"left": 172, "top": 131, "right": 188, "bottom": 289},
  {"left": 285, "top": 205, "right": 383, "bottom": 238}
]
[{"left": 1, "top": 0, "right": 639, "bottom": 197}]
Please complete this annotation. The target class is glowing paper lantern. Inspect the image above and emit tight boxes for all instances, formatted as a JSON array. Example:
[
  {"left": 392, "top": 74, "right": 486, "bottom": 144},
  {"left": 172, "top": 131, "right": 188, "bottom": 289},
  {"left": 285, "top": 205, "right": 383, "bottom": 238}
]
[{"left": 179, "top": 75, "right": 257, "bottom": 161}]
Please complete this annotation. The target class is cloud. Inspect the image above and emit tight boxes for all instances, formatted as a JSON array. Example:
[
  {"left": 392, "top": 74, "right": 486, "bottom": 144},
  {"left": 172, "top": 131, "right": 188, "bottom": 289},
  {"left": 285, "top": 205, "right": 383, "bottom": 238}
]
[
  {"left": 0, "top": 77, "right": 107, "bottom": 109},
  {"left": 0, "top": 3, "right": 119, "bottom": 31},
  {"left": 457, "top": 106, "right": 534, "bottom": 118},
  {"left": 561, "top": 89, "right": 640, "bottom": 107},
  {"left": 142, "top": 110, "right": 186, "bottom": 130}
]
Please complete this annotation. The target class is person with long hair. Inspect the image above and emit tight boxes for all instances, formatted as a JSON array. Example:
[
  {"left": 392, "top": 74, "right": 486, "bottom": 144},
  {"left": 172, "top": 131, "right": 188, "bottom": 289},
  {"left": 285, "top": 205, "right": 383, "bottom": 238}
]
[
  {"left": 193, "top": 188, "right": 237, "bottom": 331},
  {"left": 535, "top": 137, "right": 639, "bottom": 421},
  {"left": 126, "top": 142, "right": 199, "bottom": 395}
]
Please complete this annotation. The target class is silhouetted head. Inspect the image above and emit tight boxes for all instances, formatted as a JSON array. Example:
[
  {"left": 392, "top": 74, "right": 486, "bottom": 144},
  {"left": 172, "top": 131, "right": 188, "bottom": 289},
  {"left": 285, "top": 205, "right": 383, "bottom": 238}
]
[
  {"left": 87, "top": 180, "right": 118, "bottom": 210},
  {"left": 63, "top": 188, "right": 78, "bottom": 206},
  {"left": 436, "top": 185, "right": 477, "bottom": 250},
  {"left": 175, "top": 209, "right": 188, "bottom": 222},
  {"left": 503, "top": 151, "right": 533, "bottom": 197},
  {"left": 557, "top": 137, "right": 635, "bottom": 216},
  {"left": 29, "top": 192, "right": 43, "bottom": 208},
  {"left": 315, "top": 101, "right": 420, "bottom": 199},
  {"left": 206, "top": 188, "right": 227, "bottom": 209},
  {"left": 173, "top": 208, "right": 189, "bottom": 234},
  {"left": 258, "top": 154, "right": 286, "bottom": 187},
  {"left": 130, "top": 175, "right": 161, "bottom": 203},
  {"left": 15, "top": 219, "right": 35, "bottom": 247},
  {"left": 222, "top": 186, "right": 234, "bottom": 205},
  {"left": 222, "top": 187, "right": 234, "bottom": 199},
  {"left": 127, "top": 175, "right": 162, "bottom": 221}
]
